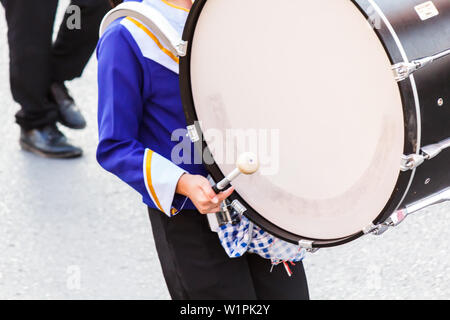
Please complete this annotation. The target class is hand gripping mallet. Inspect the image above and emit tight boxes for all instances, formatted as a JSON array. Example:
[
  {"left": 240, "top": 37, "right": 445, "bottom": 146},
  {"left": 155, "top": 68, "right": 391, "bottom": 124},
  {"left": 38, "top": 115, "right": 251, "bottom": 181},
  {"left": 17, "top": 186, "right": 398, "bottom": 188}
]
[
  {"left": 212, "top": 152, "right": 260, "bottom": 193},
  {"left": 207, "top": 152, "right": 260, "bottom": 231}
]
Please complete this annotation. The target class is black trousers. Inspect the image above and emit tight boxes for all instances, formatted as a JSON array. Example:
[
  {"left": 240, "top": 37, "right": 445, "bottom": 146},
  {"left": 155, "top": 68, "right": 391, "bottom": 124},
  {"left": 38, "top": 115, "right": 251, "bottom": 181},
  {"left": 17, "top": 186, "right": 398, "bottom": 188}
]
[
  {"left": 148, "top": 208, "right": 310, "bottom": 300},
  {"left": 0, "top": 0, "right": 110, "bottom": 129}
]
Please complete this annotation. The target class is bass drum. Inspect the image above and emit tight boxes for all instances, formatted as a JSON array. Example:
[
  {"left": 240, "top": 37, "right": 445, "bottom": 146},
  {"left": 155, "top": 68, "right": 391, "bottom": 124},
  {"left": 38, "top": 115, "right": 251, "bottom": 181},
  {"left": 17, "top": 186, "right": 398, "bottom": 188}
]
[{"left": 180, "top": 0, "right": 450, "bottom": 247}]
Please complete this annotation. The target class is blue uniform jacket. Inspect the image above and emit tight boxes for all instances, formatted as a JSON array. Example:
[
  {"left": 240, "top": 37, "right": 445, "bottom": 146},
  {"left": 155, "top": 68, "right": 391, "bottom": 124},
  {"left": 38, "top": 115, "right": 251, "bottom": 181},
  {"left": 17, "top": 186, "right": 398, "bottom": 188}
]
[{"left": 96, "top": 0, "right": 207, "bottom": 216}]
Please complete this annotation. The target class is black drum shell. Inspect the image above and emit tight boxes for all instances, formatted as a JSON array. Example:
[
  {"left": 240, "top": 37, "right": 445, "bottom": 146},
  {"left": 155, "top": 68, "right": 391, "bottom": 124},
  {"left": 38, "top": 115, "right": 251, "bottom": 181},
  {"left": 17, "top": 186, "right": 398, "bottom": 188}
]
[
  {"left": 180, "top": 0, "right": 450, "bottom": 247},
  {"left": 356, "top": 0, "right": 450, "bottom": 216}
]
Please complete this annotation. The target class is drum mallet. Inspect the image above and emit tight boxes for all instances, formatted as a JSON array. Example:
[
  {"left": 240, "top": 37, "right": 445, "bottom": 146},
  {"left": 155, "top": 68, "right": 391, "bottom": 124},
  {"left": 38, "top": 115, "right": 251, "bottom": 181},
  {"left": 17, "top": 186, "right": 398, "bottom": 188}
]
[
  {"left": 211, "top": 152, "right": 260, "bottom": 194},
  {"left": 207, "top": 153, "right": 259, "bottom": 231}
]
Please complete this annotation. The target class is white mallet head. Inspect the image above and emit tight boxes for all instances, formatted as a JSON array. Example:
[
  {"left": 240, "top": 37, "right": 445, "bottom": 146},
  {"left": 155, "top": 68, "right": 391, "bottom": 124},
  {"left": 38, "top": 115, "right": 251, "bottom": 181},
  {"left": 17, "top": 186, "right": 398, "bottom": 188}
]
[
  {"left": 236, "top": 152, "right": 259, "bottom": 175},
  {"left": 215, "top": 152, "right": 260, "bottom": 191}
]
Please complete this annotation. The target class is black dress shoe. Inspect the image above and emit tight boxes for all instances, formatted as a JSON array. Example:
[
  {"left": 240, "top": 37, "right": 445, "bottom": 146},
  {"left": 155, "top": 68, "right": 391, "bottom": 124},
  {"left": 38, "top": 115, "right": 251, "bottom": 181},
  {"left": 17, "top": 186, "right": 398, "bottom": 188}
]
[
  {"left": 49, "top": 82, "right": 87, "bottom": 129},
  {"left": 20, "top": 124, "right": 83, "bottom": 159}
]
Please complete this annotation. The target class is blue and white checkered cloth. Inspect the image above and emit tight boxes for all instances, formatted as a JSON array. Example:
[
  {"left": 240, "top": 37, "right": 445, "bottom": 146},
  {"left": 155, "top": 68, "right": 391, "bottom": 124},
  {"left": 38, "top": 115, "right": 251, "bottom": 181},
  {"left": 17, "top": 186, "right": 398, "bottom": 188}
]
[{"left": 217, "top": 215, "right": 307, "bottom": 264}]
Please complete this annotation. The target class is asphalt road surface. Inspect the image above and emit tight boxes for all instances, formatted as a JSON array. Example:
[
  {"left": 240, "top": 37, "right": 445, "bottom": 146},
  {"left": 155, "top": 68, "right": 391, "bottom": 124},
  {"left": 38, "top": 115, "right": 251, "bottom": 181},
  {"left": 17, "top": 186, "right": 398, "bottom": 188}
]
[{"left": 0, "top": 2, "right": 449, "bottom": 300}]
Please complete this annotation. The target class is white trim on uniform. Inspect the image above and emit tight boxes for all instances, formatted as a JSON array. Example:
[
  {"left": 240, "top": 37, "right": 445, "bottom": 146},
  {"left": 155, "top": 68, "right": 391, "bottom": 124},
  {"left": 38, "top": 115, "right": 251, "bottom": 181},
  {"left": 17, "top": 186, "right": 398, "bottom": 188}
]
[
  {"left": 143, "top": 148, "right": 187, "bottom": 216},
  {"left": 121, "top": 17, "right": 180, "bottom": 74}
]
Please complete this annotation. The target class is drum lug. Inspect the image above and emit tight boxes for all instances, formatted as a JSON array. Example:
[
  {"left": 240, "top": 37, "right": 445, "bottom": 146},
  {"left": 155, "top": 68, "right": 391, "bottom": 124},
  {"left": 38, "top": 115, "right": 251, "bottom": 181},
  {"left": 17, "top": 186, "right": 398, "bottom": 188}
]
[{"left": 186, "top": 125, "right": 200, "bottom": 142}]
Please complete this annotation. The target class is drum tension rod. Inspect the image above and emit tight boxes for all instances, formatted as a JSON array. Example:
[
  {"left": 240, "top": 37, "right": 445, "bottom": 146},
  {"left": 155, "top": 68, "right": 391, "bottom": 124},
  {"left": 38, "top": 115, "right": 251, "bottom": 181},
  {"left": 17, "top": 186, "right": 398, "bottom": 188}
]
[
  {"left": 365, "top": 187, "right": 450, "bottom": 237},
  {"left": 392, "top": 48, "right": 450, "bottom": 82},
  {"left": 401, "top": 137, "right": 450, "bottom": 171},
  {"left": 364, "top": 209, "right": 411, "bottom": 235}
]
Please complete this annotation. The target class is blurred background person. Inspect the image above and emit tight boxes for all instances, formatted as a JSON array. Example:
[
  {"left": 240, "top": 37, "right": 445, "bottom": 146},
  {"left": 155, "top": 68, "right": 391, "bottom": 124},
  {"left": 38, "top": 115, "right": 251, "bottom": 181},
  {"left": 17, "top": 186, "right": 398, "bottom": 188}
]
[{"left": 0, "top": 0, "right": 110, "bottom": 158}]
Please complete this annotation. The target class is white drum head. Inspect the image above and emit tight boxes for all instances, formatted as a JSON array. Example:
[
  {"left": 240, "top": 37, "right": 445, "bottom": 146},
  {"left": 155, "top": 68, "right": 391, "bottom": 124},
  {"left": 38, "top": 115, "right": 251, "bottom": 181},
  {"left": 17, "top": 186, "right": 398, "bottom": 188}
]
[{"left": 189, "top": 0, "right": 404, "bottom": 239}]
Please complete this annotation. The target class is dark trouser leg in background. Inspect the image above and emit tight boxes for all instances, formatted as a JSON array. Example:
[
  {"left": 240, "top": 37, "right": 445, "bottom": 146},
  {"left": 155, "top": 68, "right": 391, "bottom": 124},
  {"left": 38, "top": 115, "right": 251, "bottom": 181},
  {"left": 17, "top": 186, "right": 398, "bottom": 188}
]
[
  {"left": 51, "top": 0, "right": 111, "bottom": 82},
  {"left": 48, "top": 0, "right": 110, "bottom": 130},
  {"left": 0, "top": 0, "right": 59, "bottom": 130},
  {"left": 148, "top": 208, "right": 310, "bottom": 300}
]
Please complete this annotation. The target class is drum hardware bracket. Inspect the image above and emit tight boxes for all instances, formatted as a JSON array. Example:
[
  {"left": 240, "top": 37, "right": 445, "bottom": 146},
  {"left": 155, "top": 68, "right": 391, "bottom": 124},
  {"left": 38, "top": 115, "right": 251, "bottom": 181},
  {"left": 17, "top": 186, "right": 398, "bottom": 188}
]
[
  {"left": 206, "top": 199, "right": 242, "bottom": 232},
  {"left": 363, "top": 223, "right": 386, "bottom": 235},
  {"left": 401, "top": 137, "right": 450, "bottom": 171},
  {"left": 186, "top": 125, "right": 200, "bottom": 142},
  {"left": 298, "top": 240, "right": 319, "bottom": 253},
  {"left": 392, "top": 48, "right": 450, "bottom": 82},
  {"left": 231, "top": 199, "right": 247, "bottom": 215},
  {"left": 207, "top": 176, "right": 240, "bottom": 232},
  {"left": 176, "top": 40, "right": 188, "bottom": 57},
  {"left": 206, "top": 199, "right": 247, "bottom": 232},
  {"left": 363, "top": 215, "right": 403, "bottom": 236},
  {"left": 400, "top": 154, "right": 425, "bottom": 171}
]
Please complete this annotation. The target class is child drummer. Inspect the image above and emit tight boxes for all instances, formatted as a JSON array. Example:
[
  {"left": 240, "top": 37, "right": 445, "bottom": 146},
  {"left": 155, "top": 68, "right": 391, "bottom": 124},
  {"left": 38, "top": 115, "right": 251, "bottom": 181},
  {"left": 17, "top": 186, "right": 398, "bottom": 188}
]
[{"left": 97, "top": 0, "right": 309, "bottom": 299}]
